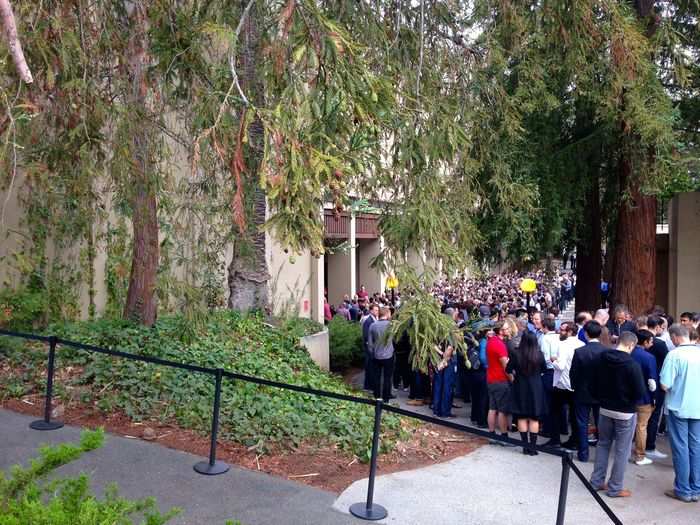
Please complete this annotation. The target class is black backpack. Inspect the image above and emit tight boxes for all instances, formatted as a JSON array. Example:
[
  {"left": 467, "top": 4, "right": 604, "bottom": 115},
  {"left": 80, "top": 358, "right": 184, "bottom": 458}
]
[{"left": 465, "top": 333, "right": 480, "bottom": 370}]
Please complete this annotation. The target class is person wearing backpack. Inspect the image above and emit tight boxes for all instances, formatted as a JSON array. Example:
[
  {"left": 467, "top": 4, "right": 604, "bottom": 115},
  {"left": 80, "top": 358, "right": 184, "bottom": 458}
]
[{"left": 467, "top": 322, "right": 491, "bottom": 428}]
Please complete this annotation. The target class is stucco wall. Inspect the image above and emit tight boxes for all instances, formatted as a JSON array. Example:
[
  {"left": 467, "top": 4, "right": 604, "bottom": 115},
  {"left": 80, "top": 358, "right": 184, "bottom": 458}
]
[
  {"left": 357, "top": 239, "right": 383, "bottom": 295},
  {"left": 668, "top": 192, "right": 700, "bottom": 318},
  {"left": 300, "top": 329, "right": 329, "bottom": 371},
  {"left": 326, "top": 250, "right": 351, "bottom": 306},
  {"left": 267, "top": 236, "right": 312, "bottom": 318}
]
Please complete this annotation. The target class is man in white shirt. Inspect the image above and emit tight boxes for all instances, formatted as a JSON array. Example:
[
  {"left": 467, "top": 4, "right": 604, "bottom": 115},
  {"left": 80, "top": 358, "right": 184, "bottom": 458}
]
[
  {"left": 540, "top": 317, "right": 560, "bottom": 439},
  {"left": 547, "top": 322, "right": 584, "bottom": 450}
]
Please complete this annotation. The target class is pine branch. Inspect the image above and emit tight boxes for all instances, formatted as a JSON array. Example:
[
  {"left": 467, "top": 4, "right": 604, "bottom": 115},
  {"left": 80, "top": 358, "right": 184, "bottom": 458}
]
[{"left": 0, "top": 0, "right": 33, "bottom": 83}]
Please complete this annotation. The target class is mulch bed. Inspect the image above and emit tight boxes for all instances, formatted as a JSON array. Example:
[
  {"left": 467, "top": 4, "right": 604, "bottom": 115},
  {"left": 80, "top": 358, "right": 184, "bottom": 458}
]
[{"left": 2, "top": 394, "right": 483, "bottom": 493}]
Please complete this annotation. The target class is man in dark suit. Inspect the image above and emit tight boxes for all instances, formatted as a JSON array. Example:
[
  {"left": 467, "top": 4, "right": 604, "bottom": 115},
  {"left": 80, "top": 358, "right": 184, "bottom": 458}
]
[
  {"left": 362, "top": 304, "right": 379, "bottom": 391},
  {"left": 570, "top": 320, "right": 606, "bottom": 462},
  {"left": 606, "top": 304, "right": 637, "bottom": 344}
]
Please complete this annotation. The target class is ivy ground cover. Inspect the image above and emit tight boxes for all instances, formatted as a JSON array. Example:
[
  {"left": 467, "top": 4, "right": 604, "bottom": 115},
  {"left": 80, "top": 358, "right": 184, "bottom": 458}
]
[{"left": 0, "top": 312, "right": 402, "bottom": 458}]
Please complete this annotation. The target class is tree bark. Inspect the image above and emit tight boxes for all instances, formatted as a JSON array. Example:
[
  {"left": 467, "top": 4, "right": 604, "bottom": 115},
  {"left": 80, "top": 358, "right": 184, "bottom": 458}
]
[
  {"left": 611, "top": 154, "right": 657, "bottom": 315},
  {"left": 609, "top": 0, "right": 659, "bottom": 315},
  {"left": 0, "top": 0, "right": 33, "bottom": 83},
  {"left": 227, "top": 1, "right": 269, "bottom": 312},
  {"left": 123, "top": 4, "right": 159, "bottom": 326}
]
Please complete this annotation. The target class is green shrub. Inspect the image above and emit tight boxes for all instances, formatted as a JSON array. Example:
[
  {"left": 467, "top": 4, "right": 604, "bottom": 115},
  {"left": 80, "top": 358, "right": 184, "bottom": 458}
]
[
  {"left": 328, "top": 316, "right": 363, "bottom": 371},
  {"left": 0, "top": 428, "right": 180, "bottom": 525},
  {"left": 0, "top": 286, "right": 47, "bottom": 331},
  {"left": 0, "top": 311, "right": 400, "bottom": 457}
]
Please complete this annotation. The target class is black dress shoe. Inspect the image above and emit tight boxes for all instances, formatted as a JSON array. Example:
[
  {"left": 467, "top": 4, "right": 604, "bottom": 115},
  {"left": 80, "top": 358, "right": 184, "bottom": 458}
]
[{"left": 543, "top": 440, "right": 561, "bottom": 448}]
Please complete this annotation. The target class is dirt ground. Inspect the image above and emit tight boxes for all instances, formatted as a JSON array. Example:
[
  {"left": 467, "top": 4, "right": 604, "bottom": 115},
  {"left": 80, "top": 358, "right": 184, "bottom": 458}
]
[{"left": 2, "top": 394, "right": 483, "bottom": 493}]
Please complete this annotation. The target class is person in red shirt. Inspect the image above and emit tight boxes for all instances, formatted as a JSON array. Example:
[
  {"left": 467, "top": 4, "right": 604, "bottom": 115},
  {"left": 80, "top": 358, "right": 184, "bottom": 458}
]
[{"left": 486, "top": 321, "right": 514, "bottom": 445}]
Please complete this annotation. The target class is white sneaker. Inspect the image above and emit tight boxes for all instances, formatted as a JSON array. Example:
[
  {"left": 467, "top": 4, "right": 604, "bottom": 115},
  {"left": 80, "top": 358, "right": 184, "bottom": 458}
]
[
  {"left": 635, "top": 457, "right": 653, "bottom": 466},
  {"left": 646, "top": 449, "right": 668, "bottom": 460}
]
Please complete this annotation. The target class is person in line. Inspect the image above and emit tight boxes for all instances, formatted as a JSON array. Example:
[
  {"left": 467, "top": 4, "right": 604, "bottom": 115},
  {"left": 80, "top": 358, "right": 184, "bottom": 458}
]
[
  {"left": 570, "top": 320, "right": 606, "bottom": 462},
  {"left": 547, "top": 321, "right": 583, "bottom": 450},
  {"left": 645, "top": 315, "right": 670, "bottom": 460},
  {"left": 590, "top": 331, "right": 646, "bottom": 498},
  {"left": 539, "top": 317, "right": 560, "bottom": 439},
  {"left": 466, "top": 322, "right": 490, "bottom": 427},
  {"left": 362, "top": 304, "right": 380, "bottom": 391},
  {"left": 393, "top": 329, "right": 412, "bottom": 392},
  {"left": 606, "top": 305, "right": 636, "bottom": 345},
  {"left": 506, "top": 332, "right": 547, "bottom": 455},
  {"left": 593, "top": 308, "right": 610, "bottom": 328},
  {"left": 368, "top": 306, "right": 395, "bottom": 402},
  {"left": 432, "top": 309, "right": 459, "bottom": 418},
  {"left": 679, "top": 312, "right": 695, "bottom": 328},
  {"left": 660, "top": 324, "right": 700, "bottom": 503},
  {"left": 630, "top": 329, "right": 659, "bottom": 466},
  {"left": 486, "top": 321, "right": 514, "bottom": 446},
  {"left": 576, "top": 311, "right": 593, "bottom": 343}
]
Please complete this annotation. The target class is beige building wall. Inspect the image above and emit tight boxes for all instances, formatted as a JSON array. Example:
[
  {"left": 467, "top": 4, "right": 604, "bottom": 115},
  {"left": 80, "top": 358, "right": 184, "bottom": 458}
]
[
  {"left": 266, "top": 237, "right": 312, "bottom": 319},
  {"left": 326, "top": 250, "right": 352, "bottom": 306},
  {"left": 668, "top": 191, "right": 700, "bottom": 318},
  {"left": 357, "top": 239, "right": 384, "bottom": 295}
]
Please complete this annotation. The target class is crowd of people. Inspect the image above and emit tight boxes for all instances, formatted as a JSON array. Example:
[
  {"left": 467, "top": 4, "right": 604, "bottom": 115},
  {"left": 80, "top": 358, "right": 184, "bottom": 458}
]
[
  {"left": 431, "top": 269, "right": 576, "bottom": 314},
  {"left": 354, "top": 275, "right": 699, "bottom": 503}
]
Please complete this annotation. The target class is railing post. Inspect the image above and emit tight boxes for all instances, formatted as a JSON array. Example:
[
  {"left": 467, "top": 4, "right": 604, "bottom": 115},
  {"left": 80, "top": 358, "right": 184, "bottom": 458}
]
[
  {"left": 194, "top": 368, "right": 230, "bottom": 475},
  {"left": 349, "top": 399, "right": 388, "bottom": 521},
  {"left": 30, "top": 336, "right": 64, "bottom": 431},
  {"left": 556, "top": 452, "right": 572, "bottom": 525}
]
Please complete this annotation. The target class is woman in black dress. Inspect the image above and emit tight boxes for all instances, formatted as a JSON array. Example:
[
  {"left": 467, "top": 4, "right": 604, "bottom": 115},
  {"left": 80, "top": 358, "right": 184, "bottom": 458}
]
[{"left": 506, "top": 332, "right": 548, "bottom": 455}]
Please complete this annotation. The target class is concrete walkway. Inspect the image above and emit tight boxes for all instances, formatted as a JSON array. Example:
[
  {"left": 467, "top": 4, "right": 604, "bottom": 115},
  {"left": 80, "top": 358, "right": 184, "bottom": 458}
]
[
  {"left": 345, "top": 370, "right": 696, "bottom": 525},
  {"left": 0, "top": 409, "right": 360, "bottom": 525},
  {"left": 334, "top": 440, "right": 696, "bottom": 525}
]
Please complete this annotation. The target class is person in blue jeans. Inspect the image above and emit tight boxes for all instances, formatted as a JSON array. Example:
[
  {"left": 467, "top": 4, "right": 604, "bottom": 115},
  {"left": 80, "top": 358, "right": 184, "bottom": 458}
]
[
  {"left": 433, "top": 351, "right": 457, "bottom": 418},
  {"left": 660, "top": 324, "right": 700, "bottom": 503},
  {"left": 589, "top": 332, "right": 646, "bottom": 498},
  {"left": 570, "top": 321, "right": 606, "bottom": 462}
]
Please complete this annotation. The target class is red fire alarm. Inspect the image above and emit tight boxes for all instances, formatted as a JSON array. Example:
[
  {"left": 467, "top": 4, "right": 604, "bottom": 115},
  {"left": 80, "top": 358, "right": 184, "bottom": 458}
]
[{"left": 303, "top": 299, "right": 309, "bottom": 312}]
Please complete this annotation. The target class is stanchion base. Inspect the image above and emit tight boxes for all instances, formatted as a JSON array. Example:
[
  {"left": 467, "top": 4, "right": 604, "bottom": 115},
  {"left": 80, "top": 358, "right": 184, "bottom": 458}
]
[
  {"left": 30, "top": 420, "right": 64, "bottom": 431},
  {"left": 349, "top": 502, "right": 388, "bottom": 521},
  {"left": 193, "top": 460, "right": 230, "bottom": 476}
]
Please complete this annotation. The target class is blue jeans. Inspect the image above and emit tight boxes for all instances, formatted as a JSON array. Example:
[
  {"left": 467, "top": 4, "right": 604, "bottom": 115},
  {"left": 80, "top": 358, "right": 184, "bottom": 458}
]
[
  {"left": 574, "top": 402, "right": 599, "bottom": 462},
  {"left": 433, "top": 358, "right": 457, "bottom": 417},
  {"left": 590, "top": 414, "right": 637, "bottom": 496},
  {"left": 666, "top": 411, "right": 700, "bottom": 499},
  {"left": 363, "top": 349, "right": 374, "bottom": 390}
]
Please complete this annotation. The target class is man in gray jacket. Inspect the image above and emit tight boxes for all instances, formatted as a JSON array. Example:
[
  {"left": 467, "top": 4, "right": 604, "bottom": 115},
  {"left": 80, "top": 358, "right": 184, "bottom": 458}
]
[{"left": 369, "top": 306, "right": 395, "bottom": 401}]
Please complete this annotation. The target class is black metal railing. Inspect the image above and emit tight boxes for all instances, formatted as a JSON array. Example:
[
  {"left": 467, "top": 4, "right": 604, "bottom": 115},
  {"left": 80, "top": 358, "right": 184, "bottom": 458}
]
[{"left": 0, "top": 328, "right": 622, "bottom": 525}]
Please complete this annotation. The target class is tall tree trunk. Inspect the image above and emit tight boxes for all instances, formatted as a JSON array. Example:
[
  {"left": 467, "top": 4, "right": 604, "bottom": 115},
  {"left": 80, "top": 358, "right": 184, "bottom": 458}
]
[
  {"left": 610, "top": 0, "right": 658, "bottom": 315},
  {"left": 123, "top": 4, "right": 159, "bottom": 326},
  {"left": 611, "top": 154, "right": 657, "bottom": 315},
  {"left": 575, "top": 174, "right": 602, "bottom": 313},
  {"left": 228, "top": 1, "right": 269, "bottom": 312}
]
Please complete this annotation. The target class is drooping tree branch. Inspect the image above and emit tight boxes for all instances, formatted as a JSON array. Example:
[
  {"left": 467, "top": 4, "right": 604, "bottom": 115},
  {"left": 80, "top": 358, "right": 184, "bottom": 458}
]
[{"left": 0, "top": 0, "right": 33, "bottom": 83}]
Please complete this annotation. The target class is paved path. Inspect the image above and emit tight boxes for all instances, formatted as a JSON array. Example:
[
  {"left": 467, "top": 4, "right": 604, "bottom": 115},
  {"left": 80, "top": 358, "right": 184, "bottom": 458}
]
[
  {"left": 0, "top": 409, "right": 360, "bottom": 525},
  {"left": 334, "top": 437, "right": 695, "bottom": 525},
  {"left": 347, "top": 362, "right": 696, "bottom": 525}
]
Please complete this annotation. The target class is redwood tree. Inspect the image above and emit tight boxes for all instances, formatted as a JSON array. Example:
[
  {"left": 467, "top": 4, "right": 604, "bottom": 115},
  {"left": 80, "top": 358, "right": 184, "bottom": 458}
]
[
  {"left": 610, "top": 0, "right": 660, "bottom": 314},
  {"left": 122, "top": 3, "right": 159, "bottom": 326}
]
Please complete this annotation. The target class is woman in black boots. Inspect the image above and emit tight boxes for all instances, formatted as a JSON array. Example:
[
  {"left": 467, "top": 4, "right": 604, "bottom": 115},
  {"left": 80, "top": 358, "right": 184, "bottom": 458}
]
[{"left": 506, "top": 332, "right": 548, "bottom": 455}]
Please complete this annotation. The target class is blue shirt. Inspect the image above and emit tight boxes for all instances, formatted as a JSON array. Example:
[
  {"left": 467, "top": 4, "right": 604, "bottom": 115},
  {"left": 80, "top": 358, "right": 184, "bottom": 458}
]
[
  {"left": 577, "top": 326, "right": 587, "bottom": 344},
  {"left": 479, "top": 337, "right": 488, "bottom": 369},
  {"left": 631, "top": 346, "right": 658, "bottom": 405},
  {"left": 660, "top": 344, "right": 700, "bottom": 419}
]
